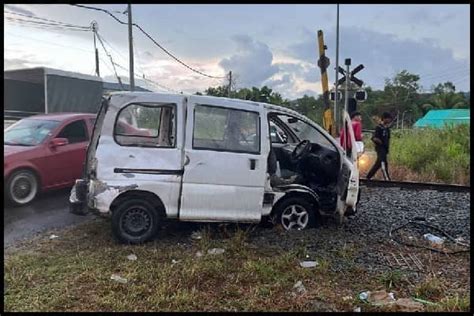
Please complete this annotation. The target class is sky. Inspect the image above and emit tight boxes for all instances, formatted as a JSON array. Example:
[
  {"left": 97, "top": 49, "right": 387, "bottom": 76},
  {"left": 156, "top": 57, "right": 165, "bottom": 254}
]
[{"left": 3, "top": 4, "right": 470, "bottom": 100}]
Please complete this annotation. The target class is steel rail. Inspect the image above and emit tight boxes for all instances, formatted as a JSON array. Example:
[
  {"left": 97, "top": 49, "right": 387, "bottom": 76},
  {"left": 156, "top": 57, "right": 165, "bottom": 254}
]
[{"left": 360, "top": 178, "right": 470, "bottom": 193}]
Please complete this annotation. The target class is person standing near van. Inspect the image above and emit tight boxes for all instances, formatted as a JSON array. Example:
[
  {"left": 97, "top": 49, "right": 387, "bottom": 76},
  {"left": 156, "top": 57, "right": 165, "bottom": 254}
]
[
  {"left": 366, "top": 112, "right": 393, "bottom": 180},
  {"left": 340, "top": 111, "right": 363, "bottom": 158}
]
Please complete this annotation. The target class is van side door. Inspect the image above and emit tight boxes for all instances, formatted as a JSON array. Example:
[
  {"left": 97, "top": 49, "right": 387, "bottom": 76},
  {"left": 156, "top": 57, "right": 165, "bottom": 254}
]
[{"left": 179, "top": 96, "right": 269, "bottom": 222}]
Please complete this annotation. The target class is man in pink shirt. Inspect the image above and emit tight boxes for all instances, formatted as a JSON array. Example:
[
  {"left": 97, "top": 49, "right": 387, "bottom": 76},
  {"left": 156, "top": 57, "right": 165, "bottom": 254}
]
[{"left": 340, "top": 111, "right": 363, "bottom": 156}]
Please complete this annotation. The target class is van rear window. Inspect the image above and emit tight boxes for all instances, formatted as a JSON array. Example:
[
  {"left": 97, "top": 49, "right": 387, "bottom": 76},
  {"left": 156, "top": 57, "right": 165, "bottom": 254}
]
[{"left": 114, "top": 103, "right": 176, "bottom": 148}]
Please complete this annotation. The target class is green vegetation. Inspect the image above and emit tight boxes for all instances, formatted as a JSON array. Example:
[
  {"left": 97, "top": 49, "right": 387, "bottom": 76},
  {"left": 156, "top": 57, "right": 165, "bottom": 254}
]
[{"left": 389, "top": 124, "right": 470, "bottom": 184}]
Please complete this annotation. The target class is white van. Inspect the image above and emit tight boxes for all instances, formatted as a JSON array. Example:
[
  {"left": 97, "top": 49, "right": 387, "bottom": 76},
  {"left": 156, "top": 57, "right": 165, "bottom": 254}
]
[{"left": 70, "top": 93, "right": 360, "bottom": 243}]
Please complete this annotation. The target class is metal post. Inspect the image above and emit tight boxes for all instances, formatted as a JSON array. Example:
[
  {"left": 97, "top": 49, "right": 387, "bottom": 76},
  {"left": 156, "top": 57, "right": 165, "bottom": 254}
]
[
  {"left": 43, "top": 70, "right": 48, "bottom": 114},
  {"left": 92, "top": 22, "right": 100, "bottom": 77},
  {"left": 127, "top": 4, "right": 135, "bottom": 91},
  {"left": 334, "top": 3, "right": 340, "bottom": 135},
  {"left": 344, "top": 61, "right": 350, "bottom": 115},
  {"left": 228, "top": 71, "right": 232, "bottom": 97}
]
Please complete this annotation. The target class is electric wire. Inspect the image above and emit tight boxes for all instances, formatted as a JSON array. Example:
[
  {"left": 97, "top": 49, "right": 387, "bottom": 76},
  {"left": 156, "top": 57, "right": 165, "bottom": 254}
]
[{"left": 70, "top": 4, "right": 226, "bottom": 79}]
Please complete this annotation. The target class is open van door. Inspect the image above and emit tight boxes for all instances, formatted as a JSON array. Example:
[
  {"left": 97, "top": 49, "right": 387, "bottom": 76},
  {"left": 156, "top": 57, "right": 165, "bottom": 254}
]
[{"left": 335, "top": 111, "right": 360, "bottom": 222}]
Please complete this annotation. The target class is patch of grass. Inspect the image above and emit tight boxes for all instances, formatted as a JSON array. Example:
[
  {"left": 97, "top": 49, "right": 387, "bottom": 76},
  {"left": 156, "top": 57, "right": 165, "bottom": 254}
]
[
  {"left": 377, "top": 269, "right": 406, "bottom": 290},
  {"left": 3, "top": 219, "right": 470, "bottom": 312},
  {"left": 414, "top": 275, "right": 445, "bottom": 301},
  {"left": 427, "top": 293, "right": 470, "bottom": 312}
]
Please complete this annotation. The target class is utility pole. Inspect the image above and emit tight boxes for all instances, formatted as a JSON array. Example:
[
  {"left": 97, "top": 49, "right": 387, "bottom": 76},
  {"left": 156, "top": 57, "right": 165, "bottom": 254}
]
[
  {"left": 334, "top": 3, "right": 340, "bottom": 135},
  {"left": 92, "top": 21, "right": 100, "bottom": 77},
  {"left": 344, "top": 58, "right": 351, "bottom": 115},
  {"left": 228, "top": 71, "right": 232, "bottom": 97},
  {"left": 127, "top": 4, "right": 135, "bottom": 91}
]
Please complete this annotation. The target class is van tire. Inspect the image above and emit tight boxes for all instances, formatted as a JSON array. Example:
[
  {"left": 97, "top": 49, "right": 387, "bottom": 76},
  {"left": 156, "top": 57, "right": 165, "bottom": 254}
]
[
  {"left": 111, "top": 198, "right": 160, "bottom": 244},
  {"left": 272, "top": 197, "right": 316, "bottom": 231}
]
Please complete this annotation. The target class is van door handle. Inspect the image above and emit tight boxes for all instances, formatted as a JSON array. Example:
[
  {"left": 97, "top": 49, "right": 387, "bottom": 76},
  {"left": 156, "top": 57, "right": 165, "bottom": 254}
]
[
  {"left": 249, "top": 158, "right": 256, "bottom": 170},
  {"left": 184, "top": 155, "right": 190, "bottom": 166}
]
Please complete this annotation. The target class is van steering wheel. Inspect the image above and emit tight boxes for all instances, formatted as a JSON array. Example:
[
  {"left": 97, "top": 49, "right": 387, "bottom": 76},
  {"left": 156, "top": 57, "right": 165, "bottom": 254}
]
[{"left": 291, "top": 139, "right": 311, "bottom": 162}]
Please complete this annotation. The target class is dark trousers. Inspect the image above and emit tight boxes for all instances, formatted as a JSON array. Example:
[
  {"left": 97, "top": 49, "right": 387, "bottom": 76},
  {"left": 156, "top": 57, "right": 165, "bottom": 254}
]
[{"left": 366, "top": 147, "right": 391, "bottom": 180}]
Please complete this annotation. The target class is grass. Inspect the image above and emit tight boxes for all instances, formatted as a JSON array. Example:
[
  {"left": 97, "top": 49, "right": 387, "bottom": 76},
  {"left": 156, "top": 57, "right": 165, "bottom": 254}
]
[
  {"left": 389, "top": 125, "right": 470, "bottom": 185},
  {"left": 4, "top": 219, "right": 470, "bottom": 312}
]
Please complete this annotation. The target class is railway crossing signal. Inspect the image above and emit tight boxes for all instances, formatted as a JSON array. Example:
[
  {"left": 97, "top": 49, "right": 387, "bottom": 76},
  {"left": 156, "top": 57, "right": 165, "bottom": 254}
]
[{"left": 337, "top": 63, "right": 364, "bottom": 87}]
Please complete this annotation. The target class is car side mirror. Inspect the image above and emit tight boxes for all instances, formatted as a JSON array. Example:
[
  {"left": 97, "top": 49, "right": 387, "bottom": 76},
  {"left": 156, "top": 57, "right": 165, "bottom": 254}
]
[{"left": 50, "top": 138, "right": 69, "bottom": 148}]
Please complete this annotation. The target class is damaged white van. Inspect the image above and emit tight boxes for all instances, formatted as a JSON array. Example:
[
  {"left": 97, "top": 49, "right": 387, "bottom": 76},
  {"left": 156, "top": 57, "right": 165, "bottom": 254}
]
[{"left": 70, "top": 93, "right": 360, "bottom": 243}]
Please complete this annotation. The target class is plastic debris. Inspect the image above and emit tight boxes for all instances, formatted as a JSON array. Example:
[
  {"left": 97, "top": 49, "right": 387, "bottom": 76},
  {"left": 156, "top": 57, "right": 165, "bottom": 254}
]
[
  {"left": 110, "top": 274, "right": 128, "bottom": 284},
  {"left": 191, "top": 231, "right": 202, "bottom": 240},
  {"left": 49, "top": 234, "right": 59, "bottom": 240},
  {"left": 293, "top": 281, "right": 306, "bottom": 294},
  {"left": 195, "top": 251, "right": 203, "bottom": 258},
  {"left": 411, "top": 297, "right": 438, "bottom": 306},
  {"left": 423, "top": 233, "right": 444, "bottom": 245},
  {"left": 299, "top": 261, "right": 319, "bottom": 268},
  {"left": 208, "top": 248, "right": 225, "bottom": 255},
  {"left": 127, "top": 254, "right": 137, "bottom": 261},
  {"left": 353, "top": 307, "right": 361, "bottom": 312},
  {"left": 171, "top": 259, "right": 180, "bottom": 264},
  {"left": 367, "top": 290, "right": 396, "bottom": 306},
  {"left": 359, "top": 292, "right": 369, "bottom": 301},
  {"left": 393, "top": 298, "right": 424, "bottom": 312}
]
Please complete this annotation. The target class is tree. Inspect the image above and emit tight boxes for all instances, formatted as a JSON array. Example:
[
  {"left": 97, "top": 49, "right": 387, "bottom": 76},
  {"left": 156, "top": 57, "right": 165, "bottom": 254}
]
[{"left": 422, "top": 81, "right": 468, "bottom": 112}]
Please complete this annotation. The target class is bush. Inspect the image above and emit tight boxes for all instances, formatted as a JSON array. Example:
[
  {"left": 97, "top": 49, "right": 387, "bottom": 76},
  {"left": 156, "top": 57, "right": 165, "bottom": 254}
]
[{"left": 389, "top": 124, "right": 470, "bottom": 184}]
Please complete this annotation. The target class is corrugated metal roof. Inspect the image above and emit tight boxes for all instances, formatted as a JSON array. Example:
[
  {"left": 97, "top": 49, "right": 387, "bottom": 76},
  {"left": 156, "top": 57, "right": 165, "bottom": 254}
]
[{"left": 414, "top": 109, "right": 470, "bottom": 128}]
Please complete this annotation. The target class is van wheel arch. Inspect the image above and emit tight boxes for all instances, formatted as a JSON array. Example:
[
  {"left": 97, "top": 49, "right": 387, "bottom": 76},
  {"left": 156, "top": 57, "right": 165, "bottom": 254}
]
[
  {"left": 110, "top": 190, "right": 167, "bottom": 218},
  {"left": 269, "top": 191, "right": 321, "bottom": 226}
]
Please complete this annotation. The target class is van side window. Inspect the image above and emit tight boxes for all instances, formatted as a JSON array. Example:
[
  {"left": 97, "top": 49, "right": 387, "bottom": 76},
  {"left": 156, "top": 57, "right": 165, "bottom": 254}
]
[
  {"left": 193, "top": 104, "right": 260, "bottom": 154},
  {"left": 114, "top": 103, "right": 176, "bottom": 147}
]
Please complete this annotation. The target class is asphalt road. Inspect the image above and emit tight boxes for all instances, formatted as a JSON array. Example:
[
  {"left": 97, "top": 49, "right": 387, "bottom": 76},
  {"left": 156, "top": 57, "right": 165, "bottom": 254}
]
[{"left": 4, "top": 188, "right": 93, "bottom": 248}]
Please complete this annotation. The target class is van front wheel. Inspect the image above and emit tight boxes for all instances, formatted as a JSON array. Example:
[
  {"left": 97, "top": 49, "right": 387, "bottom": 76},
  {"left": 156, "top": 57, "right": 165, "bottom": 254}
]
[{"left": 111, "top": 198, "right": 160, "bottom": 244}]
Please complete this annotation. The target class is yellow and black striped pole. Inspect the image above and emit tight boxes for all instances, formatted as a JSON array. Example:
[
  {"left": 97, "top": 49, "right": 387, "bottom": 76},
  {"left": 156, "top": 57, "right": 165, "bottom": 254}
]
[{"left": 317, "top": 30, "right": 335, "bottom": 137}]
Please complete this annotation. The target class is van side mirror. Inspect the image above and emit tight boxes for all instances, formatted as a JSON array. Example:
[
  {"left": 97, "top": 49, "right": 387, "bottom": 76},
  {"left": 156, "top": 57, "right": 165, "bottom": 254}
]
[{"left": 50, "top": 138, "right": 69, "bottom": 148}]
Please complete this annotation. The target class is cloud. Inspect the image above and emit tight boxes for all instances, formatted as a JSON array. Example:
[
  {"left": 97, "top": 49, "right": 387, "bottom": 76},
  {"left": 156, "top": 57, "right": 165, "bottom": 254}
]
[
  {"left": 219, "top": 35, "right": 279, "bottom": 87},
  {"left": 285, "top": 26, "right": 470, "bottom": 91}
]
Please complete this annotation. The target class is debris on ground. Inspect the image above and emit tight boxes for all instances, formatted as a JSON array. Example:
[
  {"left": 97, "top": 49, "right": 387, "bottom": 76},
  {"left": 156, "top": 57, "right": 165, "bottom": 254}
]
[
  {"left": 299, "top": 261, "right": 318, "bottom": 268},
  {"left": 195, "top": 251, "right": 203, "bottom": 258},
  {"left": 393, "top": 298, "right": 424, "bottom": 312},
  {"left": 293, "top": 280, "right": 306, "bottom": 295},
  {"left": 207, "top": 248, "right": 225, "bottom": 255},
  {"left": 359, "top": 290, "right": 424, "bottom": 311},
  {"left": 191, "top": 231, "right": 202, "bottom": 240},
  {"left": 126, "top": 254, "right": 137, "bottom": 261},
  {"left": 353, "top": 306, "right": 361, "bottom": 312},
  {"left": 49, "top": 234, "right": 59, "bottom": 240},
  {"left": 110, "top": 274, "right": 128, "bottom": 284},
  {"left": 342, "top": 295, "right": 353, "bottom": 302},
  {"left": 171, "top": 259, "right": 180, "bottom": 264},
  {"left": 423, "top": 233, "right": 445, "bottom": 245}
]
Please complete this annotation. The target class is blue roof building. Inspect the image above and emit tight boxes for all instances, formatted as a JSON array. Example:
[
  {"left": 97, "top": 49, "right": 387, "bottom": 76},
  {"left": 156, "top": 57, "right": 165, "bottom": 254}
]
[{"left": 414, "top": 109, "right": 470, "bottom": 128}]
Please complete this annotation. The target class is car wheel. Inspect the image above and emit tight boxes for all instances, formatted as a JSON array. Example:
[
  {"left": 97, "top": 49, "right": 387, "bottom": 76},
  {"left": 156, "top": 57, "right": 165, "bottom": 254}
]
[
  {"left": 273, "top": 197, "right": 316, "bottom": 231},
  {"left": 111, "top": 198, "right": 160, "bottom": 244},
  {"left": 6, "top": 169, "right": 39, "bottom": 206}
]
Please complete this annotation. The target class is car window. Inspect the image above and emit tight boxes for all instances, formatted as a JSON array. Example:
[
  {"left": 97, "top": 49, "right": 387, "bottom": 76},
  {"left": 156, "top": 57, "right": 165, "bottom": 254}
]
[
  {"left": 114, "top": 103, "right": 176, "bottom": 147},
  {"left": 4, "top": 119, "right": 60, "bottom": 146},
  {"left": 276, "top": 114, "right": 335, "bottom": 150},
  {"left": 193, "top": 104, "right": 260, "bottom": 154},
  {"left": 269, "top": 120, "right": 289, "bottom": 144},
  {"left": 57, "top": 120, "right": 88, "bottom": 144}
]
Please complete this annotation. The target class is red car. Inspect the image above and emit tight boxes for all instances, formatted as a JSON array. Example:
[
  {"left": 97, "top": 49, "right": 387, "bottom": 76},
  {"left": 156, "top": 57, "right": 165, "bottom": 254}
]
[{"left": 4, "top": 113, "right": 97, "bottom": 206}]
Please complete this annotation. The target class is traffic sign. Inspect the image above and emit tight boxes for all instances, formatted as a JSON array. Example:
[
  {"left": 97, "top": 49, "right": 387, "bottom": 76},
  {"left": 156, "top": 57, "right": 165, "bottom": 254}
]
[
  {"left": 330, "top": 91, "right": 342, "bottom": 101},
  {"left": 337, "top": 64, "right": 364, "bottom": 87},
  {"left": 355, "top": 90, "right": 367, "bottom": 102}
]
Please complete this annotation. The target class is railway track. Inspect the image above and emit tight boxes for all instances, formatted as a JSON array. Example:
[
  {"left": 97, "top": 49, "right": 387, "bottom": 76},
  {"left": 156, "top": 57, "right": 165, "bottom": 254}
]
[{"left": 360, "top": 178, "right": 470, "bottom": 193}]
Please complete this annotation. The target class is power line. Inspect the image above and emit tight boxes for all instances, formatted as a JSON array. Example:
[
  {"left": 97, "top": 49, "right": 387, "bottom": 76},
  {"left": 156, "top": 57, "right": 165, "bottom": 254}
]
[
  {"left": 70, "top": 4, "right": 226, "bottom": 79},
  {"left": 5, "top": 16, "right": 91, "bottom": 32},
  {"left": 4, "top": 9, "right": 91, "bottom": 29},
  {"left": 95, "top": 32, "right": 125, "bottom": 90}
]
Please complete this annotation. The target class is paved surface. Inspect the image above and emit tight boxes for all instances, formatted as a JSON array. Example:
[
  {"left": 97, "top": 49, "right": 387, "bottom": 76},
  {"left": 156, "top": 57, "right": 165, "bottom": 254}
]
[{"left": 4, "top": 188, "right": 93, "bottom": 248}]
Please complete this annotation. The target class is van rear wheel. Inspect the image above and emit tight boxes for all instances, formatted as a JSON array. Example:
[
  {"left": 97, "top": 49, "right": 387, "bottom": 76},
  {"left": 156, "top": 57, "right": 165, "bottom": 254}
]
[{"left": 111, "top": 198, "right": 160, "bottom": 244}]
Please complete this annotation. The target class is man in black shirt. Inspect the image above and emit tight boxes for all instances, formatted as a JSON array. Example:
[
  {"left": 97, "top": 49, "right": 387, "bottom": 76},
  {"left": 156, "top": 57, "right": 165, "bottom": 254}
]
[{"left": 366, "top": 112, "right": 393, "bottom": 180}]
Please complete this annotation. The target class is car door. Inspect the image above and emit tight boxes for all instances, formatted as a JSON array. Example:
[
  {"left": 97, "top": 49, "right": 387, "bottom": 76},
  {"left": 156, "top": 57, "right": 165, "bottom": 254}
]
[
  {"left": 43, "top": 119, "right": 89, "bottom": 187},
  {"left": 179, "top": 96, "right": 269, "bottom": 222}
]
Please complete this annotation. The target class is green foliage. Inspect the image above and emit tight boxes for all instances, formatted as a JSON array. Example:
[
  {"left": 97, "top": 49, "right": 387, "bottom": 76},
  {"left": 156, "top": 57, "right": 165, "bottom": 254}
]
[{"left": 389, "top": 124, "right": 470, "bottom": 183}]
